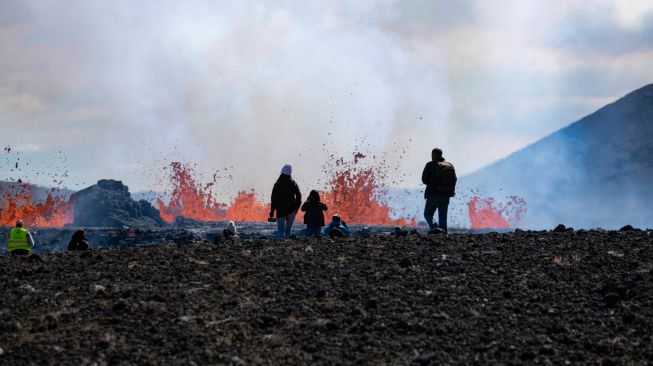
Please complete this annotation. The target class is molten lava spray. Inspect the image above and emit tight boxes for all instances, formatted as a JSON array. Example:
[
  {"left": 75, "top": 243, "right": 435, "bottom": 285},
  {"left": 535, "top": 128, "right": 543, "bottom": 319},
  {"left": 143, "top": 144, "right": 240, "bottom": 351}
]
[
  {"left": 0, "top": 183, "right": 73, "bottom": 227},
  {"left": 320, "top": 154, "right": 413, "bottom": 225},
  {"left": 225, "top": 190, "right": 270, "bottom": 222},
  {"left": 157, "top": 155, "right": 414, "bottom": 225},
  {"left": 156, "top": 162, "right": 225, "bottom": 222},
  {"left": 468, "top": 195, "right": 526, "bottom": 229}
]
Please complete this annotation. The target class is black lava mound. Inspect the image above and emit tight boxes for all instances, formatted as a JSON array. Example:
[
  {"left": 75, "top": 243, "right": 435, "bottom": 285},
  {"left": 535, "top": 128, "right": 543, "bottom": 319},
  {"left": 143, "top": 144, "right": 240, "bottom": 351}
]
[
  {"left": 70, "top": 179, "right": 165, "bottom": 228},
  {"left": 0, "top": 229, "right": 652, "bottom": 364}
]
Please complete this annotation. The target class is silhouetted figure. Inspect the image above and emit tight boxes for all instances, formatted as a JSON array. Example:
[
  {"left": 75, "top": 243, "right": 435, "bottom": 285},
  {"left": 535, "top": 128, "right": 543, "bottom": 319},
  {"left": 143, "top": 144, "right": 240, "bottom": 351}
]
[
  {"left": 422, "top": 148, "right": 457, "bottom": 234},
  {"left": 324, "top": 214, "right": 351, "bottom": 238},
  {"left": 301, "top": 190, "right": 328, "bottom": 237},
  {"left": 270, "top": 164, "right": 302, "bottom": 238},
  {"left": 7, "top": 219, "right": 35, "bottom": 255},
  {"left": 68, "top": 229, "right": 90, "bottom": 251},
  {"left": 223, "top": 221, "right": 238, "bottom": 240}
]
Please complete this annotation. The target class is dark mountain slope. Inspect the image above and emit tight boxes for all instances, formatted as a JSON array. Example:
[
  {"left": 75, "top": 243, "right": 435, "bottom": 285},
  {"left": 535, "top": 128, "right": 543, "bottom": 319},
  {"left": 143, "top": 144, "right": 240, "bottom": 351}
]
[{"left": 464, "top": 84, "right": 653, "bottom": 228}]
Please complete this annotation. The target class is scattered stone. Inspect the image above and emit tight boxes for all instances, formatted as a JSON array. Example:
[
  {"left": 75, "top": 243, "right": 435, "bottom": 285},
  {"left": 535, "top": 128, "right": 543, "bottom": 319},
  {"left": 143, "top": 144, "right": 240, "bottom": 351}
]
[
  {"left": 19, "top": 284, "right": 36, "bottom": 292},
  {"left": 619, "top": 225, "right": 636, "bottom": 232},
  {"left": 394, "top": 227, "right": 409, "bottom": 237},
  {"left": 399, "top": 257, "right": 413, "bottom": 268},
  {"left": 553, "top": 224, "right": 567, "bottom": 232}
]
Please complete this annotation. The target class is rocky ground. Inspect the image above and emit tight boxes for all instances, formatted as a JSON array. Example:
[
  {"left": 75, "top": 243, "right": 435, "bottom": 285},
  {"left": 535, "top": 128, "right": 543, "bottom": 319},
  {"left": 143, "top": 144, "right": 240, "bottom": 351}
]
[{"left": 1, "top": 227, "right": 652, "bottom": 365}]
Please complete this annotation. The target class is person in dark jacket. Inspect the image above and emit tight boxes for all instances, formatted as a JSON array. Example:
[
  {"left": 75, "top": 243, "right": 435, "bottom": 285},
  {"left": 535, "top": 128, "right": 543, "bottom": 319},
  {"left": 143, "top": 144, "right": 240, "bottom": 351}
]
[
  {"left": 269, "top": 164, "right": 302, "bottom": 238},
  {"left": 301, "top": 190, "right": 328, "bottom": 237},
  {"left": 421, "top": 148, "right": 457, "bottom": 234},
  {"left": 68, "top": 229, "right": 90, "bottom": 251}
]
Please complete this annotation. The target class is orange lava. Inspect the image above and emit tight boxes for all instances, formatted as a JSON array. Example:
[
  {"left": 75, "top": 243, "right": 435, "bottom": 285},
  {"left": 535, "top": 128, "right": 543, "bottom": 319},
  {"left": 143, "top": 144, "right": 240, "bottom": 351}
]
[
  {"left": 157, "top": 162, "right": 225, "bottom": 222},
  {"left": 320, "top": 156, "right": 413, "bottom": 225},
  {"left": 157, "top": 156, "right": 415, "bottom": 225},
  {"left": 0, "top": 183, "right": 73, "bottom": 227},
  {"left": 468, "top": 195, "right": 526, "bottom": 229},
  {"left": 225, "top": 190, "right": 270, "bottom": 222}
]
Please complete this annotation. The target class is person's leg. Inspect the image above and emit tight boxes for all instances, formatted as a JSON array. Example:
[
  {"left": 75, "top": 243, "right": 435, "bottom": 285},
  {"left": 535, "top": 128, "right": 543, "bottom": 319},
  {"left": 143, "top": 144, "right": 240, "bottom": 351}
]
[
  {"left": 305, "top": 225, "right": 314, "bottom": 237},
  {"left": 424, "top": 196, "right": 437, "bottom": 229},
  {"left": 437, "top": 196, "right": 450, "bottom": 234},
  {"left": 277, "top": 216, "right": 286, "bottom": 238},
  {"left": 285, "top": 211, "right": 297, "bottom": 237},
  {"left": 11, "top": 249, "right": 30, "bottom": 256}
]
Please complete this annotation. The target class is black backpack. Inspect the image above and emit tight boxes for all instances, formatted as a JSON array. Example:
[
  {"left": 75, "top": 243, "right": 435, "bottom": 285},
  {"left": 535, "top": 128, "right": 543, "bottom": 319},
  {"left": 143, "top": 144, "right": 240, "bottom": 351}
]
[{"left": 432, "top": 161, "right": 457, "bottom": 197}]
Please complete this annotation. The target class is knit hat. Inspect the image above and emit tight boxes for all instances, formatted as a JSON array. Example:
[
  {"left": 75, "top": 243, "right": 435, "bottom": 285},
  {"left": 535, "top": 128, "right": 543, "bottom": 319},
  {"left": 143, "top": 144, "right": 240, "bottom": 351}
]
[
  {"left": 226, "top": 221, "right": 237, "bottom": 235},
  {"left": 281, "top": 164, "right": 292, "bottom": 176}
]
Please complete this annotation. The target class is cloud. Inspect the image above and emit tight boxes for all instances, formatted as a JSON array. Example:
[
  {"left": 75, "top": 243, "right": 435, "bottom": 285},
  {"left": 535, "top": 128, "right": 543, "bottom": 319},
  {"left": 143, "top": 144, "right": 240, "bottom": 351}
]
[
  {"left": 548, "top": 1, "right": 653, "bottom": 56},
  {"left": 0, "top": 0, "right": 652, "bottom": 194}
]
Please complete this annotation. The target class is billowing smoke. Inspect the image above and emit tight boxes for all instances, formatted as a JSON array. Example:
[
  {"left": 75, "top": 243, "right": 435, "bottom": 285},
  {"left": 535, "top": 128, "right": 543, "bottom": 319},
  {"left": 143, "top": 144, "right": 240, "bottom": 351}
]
[{"left": 1, "top": 1, "right": 450, "bottom": 199}]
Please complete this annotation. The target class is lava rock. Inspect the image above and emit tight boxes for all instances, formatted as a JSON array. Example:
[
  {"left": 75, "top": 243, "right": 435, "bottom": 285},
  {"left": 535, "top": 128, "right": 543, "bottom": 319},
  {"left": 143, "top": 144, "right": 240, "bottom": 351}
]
[
  {"left": 71, "top": 179, "right": 165, "bottom": 228},
  {"left": 553, "top": 224, "right": 567, "bottom": 232},
  {"left": 619, "top": 225, "right": 636, "bottom": 232}
]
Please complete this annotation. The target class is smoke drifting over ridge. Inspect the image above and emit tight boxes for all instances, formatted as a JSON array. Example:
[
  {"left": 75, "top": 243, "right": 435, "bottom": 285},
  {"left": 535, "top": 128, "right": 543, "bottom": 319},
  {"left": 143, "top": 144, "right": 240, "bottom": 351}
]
[{"left": 1, "top": 1, "right": 450, "bottom": 196}]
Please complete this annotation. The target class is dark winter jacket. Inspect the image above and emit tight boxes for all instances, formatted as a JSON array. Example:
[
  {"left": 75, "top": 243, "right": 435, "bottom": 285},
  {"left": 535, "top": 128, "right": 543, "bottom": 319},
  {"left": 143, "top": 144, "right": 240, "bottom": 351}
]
[
  {"left": 421, "top": 157, "right": 456, "bottom": 198},
  {"left": 301, "top": 200, "right": 328, "bottom": 227},
  {"left": 68, "top": 230, "right": 90, "bottom": 251},
  {"left": 271, "top": 174, "right": 302, "bottom": 218}
]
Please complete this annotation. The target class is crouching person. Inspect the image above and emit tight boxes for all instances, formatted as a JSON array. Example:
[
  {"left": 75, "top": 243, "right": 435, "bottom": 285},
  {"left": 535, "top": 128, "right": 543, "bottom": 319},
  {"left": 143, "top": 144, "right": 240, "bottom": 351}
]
[
  {"left": 324, "top": 214, "right": 351, "bottom": 238},
  {"left": 223, "top": 221, "right": 239, "bottom": 240},
  {"left": 68, "top": 229, "right": 90, "bottom": 251},
  {"left": 7, "top": 219, "right": 35, "bottom": 255},
  {"left": 301, "top": 190, "right": 328, "bottom": 237}
]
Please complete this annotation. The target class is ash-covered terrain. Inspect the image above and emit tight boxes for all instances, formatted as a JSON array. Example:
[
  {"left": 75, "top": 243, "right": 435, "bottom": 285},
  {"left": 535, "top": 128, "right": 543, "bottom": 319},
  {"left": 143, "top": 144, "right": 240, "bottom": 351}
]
[{"left": 1, "top": 228, "right": 652, "bottom": 365}]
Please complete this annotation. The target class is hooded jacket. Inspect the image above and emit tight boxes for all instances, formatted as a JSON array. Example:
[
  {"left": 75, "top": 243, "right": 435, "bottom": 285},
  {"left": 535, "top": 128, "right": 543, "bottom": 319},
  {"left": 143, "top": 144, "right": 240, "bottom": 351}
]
[
  {"left": 301, "top": 191, "right": 328, "bottom": 227},
  {"left": 271, "top": 174, "right": 302, "bottom": 218}
]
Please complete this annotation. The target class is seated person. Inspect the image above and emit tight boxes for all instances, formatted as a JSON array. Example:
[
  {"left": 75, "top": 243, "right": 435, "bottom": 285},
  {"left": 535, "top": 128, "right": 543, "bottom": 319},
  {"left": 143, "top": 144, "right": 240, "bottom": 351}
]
[
  {"left": 223, "top": 221, "right": 239, "bottom": 240},
  {"left": 324, "top": 214, "right": 351, "bottom": 238},
  {"left": 68, "top": 229, "right": 90, "bottom": 251}
]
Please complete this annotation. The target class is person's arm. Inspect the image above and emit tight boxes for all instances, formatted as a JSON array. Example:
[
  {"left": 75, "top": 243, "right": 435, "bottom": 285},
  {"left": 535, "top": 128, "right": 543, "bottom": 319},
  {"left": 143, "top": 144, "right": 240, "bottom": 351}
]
[
  {"left": 321, "top": 203, "right": 328, "bottom": 211},
  {"left": 27, "top": 232, "right": 35, "bottom": 248},
  {"left": 341, "top": 222, "right": 351, "bottom": 234},
  {"left": 301, "top": 201, "right": 308, "bottom": 212},
  {"left": 293, "top": 182, "right": 302, "bottom": 211},
  {"left": 421, "top": 162, "right": 432, "bottom": 185},
  {"left": 270, "top": 182, "right": 278, "bottom": 216}
]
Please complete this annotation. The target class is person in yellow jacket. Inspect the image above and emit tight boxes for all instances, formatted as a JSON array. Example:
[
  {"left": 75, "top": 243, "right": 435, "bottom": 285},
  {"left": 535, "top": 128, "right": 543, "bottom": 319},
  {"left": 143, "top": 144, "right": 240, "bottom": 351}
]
[{"left": 7, "top": 219, "right": 35, "bottom": 255}]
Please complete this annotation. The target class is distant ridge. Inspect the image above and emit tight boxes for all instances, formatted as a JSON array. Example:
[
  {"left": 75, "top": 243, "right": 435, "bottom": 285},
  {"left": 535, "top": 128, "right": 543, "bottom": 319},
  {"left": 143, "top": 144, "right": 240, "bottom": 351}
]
[{"left": 464, "top": 84, "right": 653, "bottom": 228}]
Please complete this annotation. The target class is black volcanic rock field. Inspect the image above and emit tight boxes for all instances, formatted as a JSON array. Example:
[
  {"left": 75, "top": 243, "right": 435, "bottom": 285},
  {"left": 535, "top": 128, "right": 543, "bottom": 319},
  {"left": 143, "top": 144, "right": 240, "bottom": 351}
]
[{"left": 1, "top": 229, "right": 652, "bottom": 365}]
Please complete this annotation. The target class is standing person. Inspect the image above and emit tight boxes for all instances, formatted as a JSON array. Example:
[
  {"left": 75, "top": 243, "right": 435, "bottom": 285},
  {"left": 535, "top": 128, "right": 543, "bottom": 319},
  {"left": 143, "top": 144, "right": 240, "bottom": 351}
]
[
  {"left": 6, "top": 219, "right": 35, "bottom": 255},
  {"left": 301, "top": 190, "right": 328, "bottom": 237},
  {"left": 269, "top": 164, "right": 302, "bottom": 238},
  {"left": 422, "top": 148, "right": 457, "bottom": 234}
]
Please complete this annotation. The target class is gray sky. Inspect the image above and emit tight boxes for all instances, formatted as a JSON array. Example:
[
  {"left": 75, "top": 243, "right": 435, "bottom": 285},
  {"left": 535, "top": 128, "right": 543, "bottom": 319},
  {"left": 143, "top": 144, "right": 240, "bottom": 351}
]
[{"left": 1, "top": 0, "right": 652, "bottom": 196}]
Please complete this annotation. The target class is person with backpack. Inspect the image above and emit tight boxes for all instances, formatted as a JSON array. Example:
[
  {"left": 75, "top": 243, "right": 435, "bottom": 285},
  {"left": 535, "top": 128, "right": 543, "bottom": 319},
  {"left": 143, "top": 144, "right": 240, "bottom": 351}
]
[
  {"left": 301, "top": 190, "right": 328, "bottom": 237},
  {"left": 422, "top": 148, "right": 457, "bottom": 234},
  {"left": 269, "top": 164, "right": 302, "bottom": 238}
]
